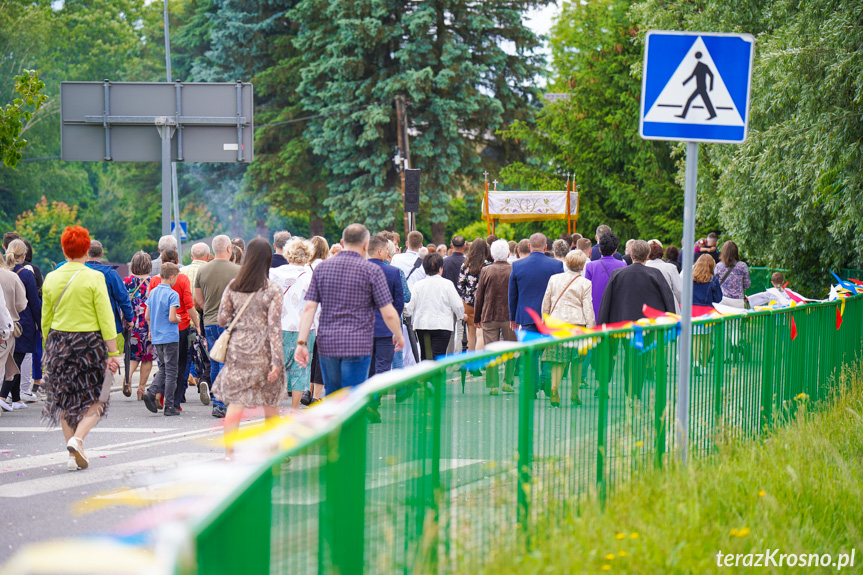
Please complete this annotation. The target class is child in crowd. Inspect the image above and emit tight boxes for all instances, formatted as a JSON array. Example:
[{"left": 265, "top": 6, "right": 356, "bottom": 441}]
[
  {"left": 768, "top": 272, "right": 793, "bottom": 305},
  {"left": 576, "top": 238, "right": 592, "bottom": 259},
  {"left": 143, "top": 263, "right": 181, "bottom": 416}
]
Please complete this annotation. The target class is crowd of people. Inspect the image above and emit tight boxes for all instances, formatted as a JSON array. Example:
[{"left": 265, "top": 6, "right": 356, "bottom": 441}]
[{"left": 0, "top": 222, "right": 751, "bottom": 466}]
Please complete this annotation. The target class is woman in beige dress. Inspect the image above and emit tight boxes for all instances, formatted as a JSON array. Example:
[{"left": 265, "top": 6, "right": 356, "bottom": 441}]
[
  {"left": 541, "top": 250, "right": 595, "bottom": 407},
  {"left": 213, "top": 238, "right": 285, "bottom": 459}
]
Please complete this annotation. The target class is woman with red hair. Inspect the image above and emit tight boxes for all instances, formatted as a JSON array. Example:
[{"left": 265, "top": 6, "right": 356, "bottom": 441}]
[{"left": 41, "top": 226, "right": 120, "bottom": 471}]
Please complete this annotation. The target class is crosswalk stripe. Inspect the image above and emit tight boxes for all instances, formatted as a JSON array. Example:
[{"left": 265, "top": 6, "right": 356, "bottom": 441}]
[
  {"left": 0, "top": 427, "right": 176, "bottom": 433},
  {"left": 0, "top": 452, "right": 222, "bottom": 498}
]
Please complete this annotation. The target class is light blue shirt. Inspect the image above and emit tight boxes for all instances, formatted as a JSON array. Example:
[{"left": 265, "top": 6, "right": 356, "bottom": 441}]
[{"left": 147, "top": 283, "right": 180, "bottom": 345}]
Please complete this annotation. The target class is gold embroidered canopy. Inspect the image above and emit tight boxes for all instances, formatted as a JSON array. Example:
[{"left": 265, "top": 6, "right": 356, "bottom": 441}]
[{"left": 481, "top": 174, "right": 579, "bottom": 235}]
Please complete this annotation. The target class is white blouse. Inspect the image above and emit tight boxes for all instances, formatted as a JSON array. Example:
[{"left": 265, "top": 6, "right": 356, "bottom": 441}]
[
  {"left": 269, "top": 264, "right": 316, "bottom": 332},
  {"left": 404, "top": 274, "right": 464, "bottom": 331}
]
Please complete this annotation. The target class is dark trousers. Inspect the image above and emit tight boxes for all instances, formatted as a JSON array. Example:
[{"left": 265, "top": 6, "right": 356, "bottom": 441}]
[
  {"left": 0, "top": 352, "right": 26, "bottom": 402},
  {"left": 149, "top": 342, "right": 179, "bottom": 404},
  {"left": 370, "top": 336, "right": 395, "bottom": 376},
  {"left": 416, "top": 330, "right": 451, "bottom": 361},
  {"left": 521, "top": 323, "right": 551, "bottom": 390},
  {"left": 171, "top": 328, "right": 189, "bottom": 408}
]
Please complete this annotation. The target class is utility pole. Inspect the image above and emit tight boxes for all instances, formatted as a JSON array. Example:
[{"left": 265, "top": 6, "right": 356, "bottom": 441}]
[
  {"left": 395, "top": 96, "right": 412, "bottom": 237},
  {"left": 163, "top": 0, "right": 182, "bottom": 255}
]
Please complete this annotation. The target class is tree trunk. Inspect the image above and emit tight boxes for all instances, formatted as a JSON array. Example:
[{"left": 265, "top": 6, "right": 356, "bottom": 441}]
[
  {"left": 255, "top": 219, "right": 268, "bottom": 240},
  {"left": 309, "top": 214, "right": 324, "bottom": 238},
  {"left": 432, "top": 221, "right": 445, "bottom": 246}
]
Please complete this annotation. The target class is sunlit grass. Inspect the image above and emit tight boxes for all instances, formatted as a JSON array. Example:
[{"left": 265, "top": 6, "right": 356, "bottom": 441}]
[{"left": 484, "top": 362, "right": 863, "bottom": 574}]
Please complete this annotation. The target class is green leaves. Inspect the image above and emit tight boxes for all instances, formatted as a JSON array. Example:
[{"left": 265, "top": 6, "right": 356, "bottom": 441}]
[
  {"left": 635, "top": 0, "right": 863, "bottom": 294},
  {"left": 500, "top": 0, "right": 681, "bottom": 244},
  {"left": 1, "top": 70, "right": 49, "bottom": 168}
]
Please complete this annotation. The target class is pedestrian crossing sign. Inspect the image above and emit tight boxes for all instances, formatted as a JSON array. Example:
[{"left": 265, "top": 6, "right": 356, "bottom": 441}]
[{"left": 640, "top": 31, "right": 755, "bottom": 144}]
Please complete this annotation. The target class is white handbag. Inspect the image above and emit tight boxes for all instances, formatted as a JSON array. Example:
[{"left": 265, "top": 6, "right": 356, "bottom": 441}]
[{"left": 208, "top": 290, "right": 256, "bottom": 363}]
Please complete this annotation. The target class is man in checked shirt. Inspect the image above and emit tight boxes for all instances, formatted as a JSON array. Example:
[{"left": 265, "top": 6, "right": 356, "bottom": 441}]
[{"left": 295, "top": 224, "right": 405, "bottom": 405}]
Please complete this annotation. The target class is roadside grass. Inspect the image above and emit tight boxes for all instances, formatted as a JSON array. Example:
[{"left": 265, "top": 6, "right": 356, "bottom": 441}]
[{"left": 486, "top": 362, "right": 863, "bottom": 574}]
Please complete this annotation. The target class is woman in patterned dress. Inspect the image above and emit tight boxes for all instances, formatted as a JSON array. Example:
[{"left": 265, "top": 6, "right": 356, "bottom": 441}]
[
  {"left": 457, "top": 238, "right": 491, "bottom": 352},
  {"left": 213, "top": 238, "right": 285, "bottom": 460},
  {"left": 123, "top": 251, "right": 155, "bottom": 400},
  {"left": 42, "top": 226, "right": 121, "bottom": 471}
]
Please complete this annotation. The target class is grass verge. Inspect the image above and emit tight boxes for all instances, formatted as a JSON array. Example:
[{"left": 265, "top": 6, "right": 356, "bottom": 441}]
[{"left": 484, "top": 362, "right": 863, "bottom": 574}]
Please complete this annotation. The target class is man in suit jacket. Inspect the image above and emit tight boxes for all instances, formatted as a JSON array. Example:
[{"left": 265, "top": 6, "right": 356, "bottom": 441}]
[
  {"left": 597, "top": 240, "right": 675, "bottom": 324},
  {"left": 508, "top": 233, "right": 563, "bottom": 396},
  {"left": 367, "top": 235, "right": 405, "bottom": 376},
  {"left": 508, "top": 233, "right": 564, "bottom": 331},
  {"left": 597, "top": 240, "right": 675, "bottom": 400}
]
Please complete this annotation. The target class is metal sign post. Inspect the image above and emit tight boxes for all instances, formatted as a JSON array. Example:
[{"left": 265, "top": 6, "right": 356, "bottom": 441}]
[
  {"left": 61, "top": 81, "right": 254, "bottom": 246},
  {"left": 639, "top": 30, "right": 754, "bottom": 465},
  {"left": 677, "top": 142, "right": 698, "bottom": 464}
]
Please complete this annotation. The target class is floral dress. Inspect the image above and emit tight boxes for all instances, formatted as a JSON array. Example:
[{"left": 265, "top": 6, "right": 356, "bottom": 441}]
[
  {"left": 457, "top": 262, "right": 489, "bottom": 325},
  {"left": 123, "top": 275, "right": 154, "bottom": 362},
  {"left": 212, "top": 280, "right": 285, "bottom": 406}
]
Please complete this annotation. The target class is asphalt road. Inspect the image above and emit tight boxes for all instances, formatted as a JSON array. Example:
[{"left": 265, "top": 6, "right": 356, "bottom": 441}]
[{"left": 0, "top": 372, "right": 230, "bottom": 564}]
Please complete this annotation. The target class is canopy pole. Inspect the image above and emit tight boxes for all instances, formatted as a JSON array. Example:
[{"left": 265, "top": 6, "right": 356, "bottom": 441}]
[
  {"left": 565, "top": 175, "right": 572, "bottom": 234},
  {"left": 483, "top": 171, "right": 490, "bottom": 236}
]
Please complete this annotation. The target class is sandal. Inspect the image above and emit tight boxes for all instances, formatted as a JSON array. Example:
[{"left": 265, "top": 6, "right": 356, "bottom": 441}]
[
  {"left": 122, "top": 379, "right": 131, "bottom": 397},
  {"left": 66, "top": 437, "right": 89, "bottom": 470},
  {"left": 137, "top": 387, "right": 145, "bottom": 401}
]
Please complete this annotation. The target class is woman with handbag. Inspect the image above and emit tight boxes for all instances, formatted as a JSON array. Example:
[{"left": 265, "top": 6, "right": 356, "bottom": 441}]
[
  {"left": 456, "top": 238, "right": 490, "bottom": 352},
  {"left": 211, "top": 238, "right": 285, "bottom": 460},
  {"left": 41, "top": 226, "right": 121, "bottom": 471},
  {"left": 541, "top": 250, "right": 595, "bottom": 407},
  {"left": 0, "top": 239, "right": 41, "bottom": 411},
  {"left": 124, "top": 252, "right": 156, "bottom": 400}
]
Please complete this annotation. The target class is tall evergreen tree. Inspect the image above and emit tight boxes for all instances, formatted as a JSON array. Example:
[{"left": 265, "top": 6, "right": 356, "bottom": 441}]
[
  {"left": 291, "top": 0, "right": 550, "bottom": 242},
  {"left": 500, "top": 0, "right": 681, "bottom": 244},
  {"left": 174, "top": 0, "right": 332, "bottom": 238}
]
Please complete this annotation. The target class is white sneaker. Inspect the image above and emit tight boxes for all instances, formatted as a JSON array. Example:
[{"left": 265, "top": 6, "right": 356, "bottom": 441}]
[
  {"left": 0, "top": 398, "right": 12, "bottom": 412},
  {"left": 19, "top": 391, "right": 38, "bottom": 403},
  {"left": 11, "top": 402, "right": 27, "bottom": 410}
]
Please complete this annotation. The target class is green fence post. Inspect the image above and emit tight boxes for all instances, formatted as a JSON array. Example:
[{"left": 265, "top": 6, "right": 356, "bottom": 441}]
[
  {"left": 517, "top": 346, "right": 535, "bottom": 548},
  {"left": 324, "top": 410, "right": 367, "bottom": 574},
  {"left": 194, "top": 466, "right": 273, "bottom": 575},
  {"left": 426, "top": 369, "right": 444, "bottom": 572},
  {"left": 712, "top": 319, "right": 725, "bottom": 447},
  {"left": 760, "top": 312, "right": 775, "bottom": 433},
  {"left": 653, "top": 330, "right": 667, "bottom": 469},
  {"left": 596, "top": 336, "right": 610, "bottom": 508}
]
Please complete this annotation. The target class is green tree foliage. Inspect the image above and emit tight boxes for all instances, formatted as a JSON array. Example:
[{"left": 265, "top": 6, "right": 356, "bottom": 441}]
[
  {"left": 631, "top": 0, "right": 863, "bottom": 291},
  {"left": 14, "top": 196, "right": 80, "bottom": 269},
  {"left": 500, "top": 0, "right": 681, "bottom": 245},
  {"left": 291, "top": 0, "right": 550, "bottom": 241},
  {"left": 1, "top": 70, "right": 49, "bottom": 168},
  {"left": 0, "top": 0, "right": 166, "bottom": 259}
]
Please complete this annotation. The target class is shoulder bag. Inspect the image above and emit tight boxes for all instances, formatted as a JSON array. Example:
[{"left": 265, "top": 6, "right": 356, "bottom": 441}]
[
  {"left": 550, "top": 274, "right": 581, "bottom": 316},
  {"left": 208, "top": 290, "right": 257, "bottom": 363}
]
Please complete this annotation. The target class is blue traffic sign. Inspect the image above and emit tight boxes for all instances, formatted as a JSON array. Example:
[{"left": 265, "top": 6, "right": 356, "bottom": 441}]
[
  {"left": 170, "top": 221, "right": 188, "bottom": 240},
  {"left": 640, "top": 31, "right": 754, "bottom": 144}
]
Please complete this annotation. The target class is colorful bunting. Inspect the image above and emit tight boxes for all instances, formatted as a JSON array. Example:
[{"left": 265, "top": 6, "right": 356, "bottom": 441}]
[{"left": 790, "top": 316, "right": 798, "bottom": 341}]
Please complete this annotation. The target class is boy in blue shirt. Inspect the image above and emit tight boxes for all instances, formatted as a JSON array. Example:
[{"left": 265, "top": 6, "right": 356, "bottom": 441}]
[{"left": 143, "top": 263, "right": 181, "bottom": 416}]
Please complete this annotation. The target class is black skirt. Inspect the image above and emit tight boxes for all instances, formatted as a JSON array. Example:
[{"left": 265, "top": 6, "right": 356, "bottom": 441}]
[{"left": 42, "top": 331, "right": 108, "bottom": 428}]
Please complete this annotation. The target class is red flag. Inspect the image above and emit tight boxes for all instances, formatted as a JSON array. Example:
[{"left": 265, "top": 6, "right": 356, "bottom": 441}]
[
  {"left": 790, "top": 316, "right": 798, "bottom": 341},
  {"left": 692, "top": 304, "right": 717, "bottom": 317},
  {"left": 848, "top": 278, "right": 863, "bottom": 286},
  {"left": 641, "top": 304, "right": 669, "bottom": 319},
  {"left": 837, "top": 306, "right": 843, "bottom": 330},
  {"left": 524, "top": 308, "right": 553, "bottom": 335}
]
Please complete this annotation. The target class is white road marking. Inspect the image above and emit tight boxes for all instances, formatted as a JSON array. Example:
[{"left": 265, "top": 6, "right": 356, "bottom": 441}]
[
  {"left": 0, "top": 452, "right": 222, "bottom": 498},
  {"left": 0, "top": 427, "right": 176, "bottom": 433}
]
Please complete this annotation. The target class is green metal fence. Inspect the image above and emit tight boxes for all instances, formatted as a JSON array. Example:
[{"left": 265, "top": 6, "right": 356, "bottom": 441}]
[{"left": 182, "top": 292, "right": 863, "bottom": 575}]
